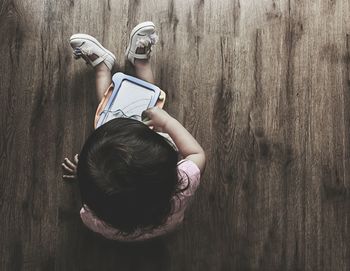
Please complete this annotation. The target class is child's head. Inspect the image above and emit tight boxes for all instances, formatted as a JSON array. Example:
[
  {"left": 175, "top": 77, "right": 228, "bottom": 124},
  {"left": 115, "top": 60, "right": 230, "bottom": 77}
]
[{"left": 77, "top": 118, "right": 181, "bottom": 234}]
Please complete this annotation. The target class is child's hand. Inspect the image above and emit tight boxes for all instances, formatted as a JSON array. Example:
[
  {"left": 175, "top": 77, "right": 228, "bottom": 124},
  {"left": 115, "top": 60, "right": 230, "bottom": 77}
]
[
  {"left": 62, "top": 154, "right": 79, "bottom": 180},
  {"left": 142, "top": 107, "right": 172, "bottom": 132}
]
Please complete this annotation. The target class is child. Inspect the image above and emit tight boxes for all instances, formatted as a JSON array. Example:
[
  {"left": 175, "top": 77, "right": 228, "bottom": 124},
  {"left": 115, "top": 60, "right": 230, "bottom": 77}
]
[{"left": 62, "top": 22, "right": 206, "bottom": 241}]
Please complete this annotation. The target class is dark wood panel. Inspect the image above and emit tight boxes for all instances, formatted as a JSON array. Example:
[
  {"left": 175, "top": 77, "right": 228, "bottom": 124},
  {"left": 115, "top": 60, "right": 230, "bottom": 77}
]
[{"left": 0, "top": 0, "right": 349, "bottom": 270}]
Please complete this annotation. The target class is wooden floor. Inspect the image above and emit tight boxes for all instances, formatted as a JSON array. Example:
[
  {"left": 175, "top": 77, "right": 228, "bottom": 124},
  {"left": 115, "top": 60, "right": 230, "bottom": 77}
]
[{"left": 1, "top": 0, "right": 350, "bottom": 270}]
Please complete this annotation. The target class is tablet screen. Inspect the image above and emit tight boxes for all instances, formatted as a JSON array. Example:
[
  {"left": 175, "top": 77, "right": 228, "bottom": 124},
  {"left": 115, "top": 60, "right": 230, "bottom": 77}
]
[{"left": 104, "top": 80, "right": 154, "bottom": 122}]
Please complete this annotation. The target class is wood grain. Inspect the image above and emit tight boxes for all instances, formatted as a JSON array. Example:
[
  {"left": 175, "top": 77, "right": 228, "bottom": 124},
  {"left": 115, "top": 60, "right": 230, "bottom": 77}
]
[{"left": 0, "top": 0, "right": 349, "bottom": 270}]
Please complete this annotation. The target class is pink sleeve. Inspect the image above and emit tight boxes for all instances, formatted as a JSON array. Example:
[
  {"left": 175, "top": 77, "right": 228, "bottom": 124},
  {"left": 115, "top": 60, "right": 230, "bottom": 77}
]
[
  {"left": 80, "top": 205, "right": 121, "bottom": 240},
  {"left": 177, "top": 159, "right": 201, "bottom": 196}
]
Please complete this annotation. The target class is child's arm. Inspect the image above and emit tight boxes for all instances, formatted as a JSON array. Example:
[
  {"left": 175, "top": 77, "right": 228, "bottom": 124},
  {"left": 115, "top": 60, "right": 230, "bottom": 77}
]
[
  {"left": 142, "top": 108, "right": 206, "bottom": 172},
  {"left": 164, "top": 117, "right": 206, "bottom": 171}
]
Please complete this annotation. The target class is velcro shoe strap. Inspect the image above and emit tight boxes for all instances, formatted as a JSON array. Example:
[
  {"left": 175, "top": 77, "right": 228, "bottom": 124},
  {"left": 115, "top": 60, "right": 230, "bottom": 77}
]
[
  {"left": 90, "top": 53, "right": 113, "bottom": 70},
  {"left": 128, "top": 51, "right": 150, "bottom": 64}
]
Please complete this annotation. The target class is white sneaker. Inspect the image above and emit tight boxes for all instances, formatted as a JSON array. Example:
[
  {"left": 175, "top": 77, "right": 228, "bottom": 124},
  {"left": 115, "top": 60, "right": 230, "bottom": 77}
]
[
  {"left": 125, "top": 21, "right": 158, "bottom": 65},
  {"left": 69, "top": 34, "right": 116, "bottom": 70}
]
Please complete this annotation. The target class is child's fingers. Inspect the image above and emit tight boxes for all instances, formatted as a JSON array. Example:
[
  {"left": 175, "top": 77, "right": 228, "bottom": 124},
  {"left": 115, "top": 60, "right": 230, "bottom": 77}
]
[
  {"left": 62, "top": 175, "right": 76, "bottom": 179},
  {"left": 62, "top": 162, "right": 75, "bottom": 173},
  {"left": 142, "top": 120, "right": 153, "bottom": 127},
  {"left": 74, "top": 154, "right": 79, "bottom": 164},
  {"left": 141, "top": 109, "right": 154, "bottom": 121},
  {"left": 64, "top": 158, "right": 76, "bottom": 169}
]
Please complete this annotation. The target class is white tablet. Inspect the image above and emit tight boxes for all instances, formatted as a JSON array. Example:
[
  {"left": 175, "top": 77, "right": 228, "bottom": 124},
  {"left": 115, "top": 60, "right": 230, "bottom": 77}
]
[{"left": 96, "top": 73, "right": 161, "bottom": 127}]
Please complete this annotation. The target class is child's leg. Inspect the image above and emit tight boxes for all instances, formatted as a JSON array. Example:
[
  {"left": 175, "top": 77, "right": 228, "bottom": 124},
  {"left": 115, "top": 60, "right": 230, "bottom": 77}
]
[
  {"left": 126, "top": 22, "right": 158, "bottom": 84},
  {"left": 69, "top": 34, "right": 115, "bottom": 102},
  {"left": 95, "top": 62, "right": 112, "bottom": 102},
  {"left": 133, "top": 59, "right": 155, "bottom": 84}
]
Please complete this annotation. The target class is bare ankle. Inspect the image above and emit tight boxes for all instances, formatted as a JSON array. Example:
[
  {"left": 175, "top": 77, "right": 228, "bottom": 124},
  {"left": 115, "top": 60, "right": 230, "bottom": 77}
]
[
  {"left": 134, "top": 58, "right": 149, "bottom": 65},
  {"left": 95, "top": 62, "right": 110, "bottom": 72}
]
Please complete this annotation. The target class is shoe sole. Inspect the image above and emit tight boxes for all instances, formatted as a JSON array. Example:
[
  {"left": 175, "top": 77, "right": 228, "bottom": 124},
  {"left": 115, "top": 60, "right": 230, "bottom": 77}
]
[
  {"left": 125, "top": 21, "right": 155, "bottom": 60},
  {"left": 69, "top": 34, "right": 117, "bottom": 63}
]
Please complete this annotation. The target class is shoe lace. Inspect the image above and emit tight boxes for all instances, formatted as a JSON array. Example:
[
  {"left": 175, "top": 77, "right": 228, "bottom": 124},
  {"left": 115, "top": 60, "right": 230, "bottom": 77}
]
[
  {"left": 135, "top": 32, "right": 159, "bottom": 52},
  {"left": 73, "top": 46, "right": 94, "bottom": 64}
]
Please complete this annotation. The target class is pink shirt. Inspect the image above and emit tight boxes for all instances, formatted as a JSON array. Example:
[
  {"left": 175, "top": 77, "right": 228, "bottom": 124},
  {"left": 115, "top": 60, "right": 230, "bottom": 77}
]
[{"left": 80, "top": 159, "right": 201, "bottom": 241}]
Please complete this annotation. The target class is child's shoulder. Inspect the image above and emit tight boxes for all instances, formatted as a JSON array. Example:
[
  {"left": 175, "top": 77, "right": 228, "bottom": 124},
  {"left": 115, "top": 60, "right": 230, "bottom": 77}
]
[
  {"left": 176, "top": 159, "right": 201, "bottom": 196},
  {"left": 177, "top": 159, "right": 200, "bottom": 174}
]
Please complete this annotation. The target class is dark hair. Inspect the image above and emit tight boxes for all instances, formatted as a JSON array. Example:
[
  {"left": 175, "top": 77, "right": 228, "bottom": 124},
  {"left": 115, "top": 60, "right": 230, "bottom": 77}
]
[{"left": 77, "top": 118, "right": 182, "bottom": 235}]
